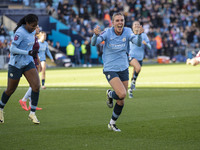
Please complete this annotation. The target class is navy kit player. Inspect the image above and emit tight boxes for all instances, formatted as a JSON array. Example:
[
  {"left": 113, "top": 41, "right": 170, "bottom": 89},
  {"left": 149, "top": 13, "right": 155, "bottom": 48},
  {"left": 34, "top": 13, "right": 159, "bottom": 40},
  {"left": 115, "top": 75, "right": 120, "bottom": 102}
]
[
  {"left": 38, "top": 31, "right": 54, "bottom": 89},
  {"left": 91, "top": 12, "right": 143, "bottom": 131},
  {"left": 0, "top": 14, "right": 40, "bottom": 124},
  {"left": 128, "top": 21, "right": 151, "bottom": 98}
]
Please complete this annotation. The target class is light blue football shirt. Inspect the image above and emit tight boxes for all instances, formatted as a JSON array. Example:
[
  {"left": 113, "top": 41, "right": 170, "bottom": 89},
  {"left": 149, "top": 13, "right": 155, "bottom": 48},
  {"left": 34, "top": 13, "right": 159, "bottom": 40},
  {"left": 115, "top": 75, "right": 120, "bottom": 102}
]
[
  {"left": 9, "top": 25, "right": 35, "bottom": 69},
  {"left": 129, "top": 32, "right": 151, "bottom": 61},
  {"left": 91, "top": 27, "right": 142, "bottom": 72},
  {"left": 38, "top": 41, "right": 53, "bottom": 61}
]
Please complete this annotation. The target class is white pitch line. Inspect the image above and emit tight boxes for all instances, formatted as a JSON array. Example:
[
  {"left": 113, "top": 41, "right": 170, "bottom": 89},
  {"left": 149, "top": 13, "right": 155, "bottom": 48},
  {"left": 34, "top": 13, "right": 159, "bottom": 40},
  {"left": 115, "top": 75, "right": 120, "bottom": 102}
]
[
  {"left": 7, "top": 87, "right": 200, "bottom": 91},
  {"left": 48, "top": 81, "right": 200, "bottom": 85},
  {"left": 17, "top": 81, "right": 200, "bottom": 86},
  {"left": 46, "top": 88, "right": 200, "bottom": 91},
  {"left": 47, "top": 88, "right": 200, "bottom": 92},
  {"left": 137, "top": 82, "right": 200, "bottom": 85}
]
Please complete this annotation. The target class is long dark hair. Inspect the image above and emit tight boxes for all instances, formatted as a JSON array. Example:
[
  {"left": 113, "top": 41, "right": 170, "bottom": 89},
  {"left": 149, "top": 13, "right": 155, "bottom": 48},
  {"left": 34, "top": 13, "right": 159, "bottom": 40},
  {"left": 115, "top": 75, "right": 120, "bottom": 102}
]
[{"left": 14, "top": 14, "right": 38, "bottom": 33}]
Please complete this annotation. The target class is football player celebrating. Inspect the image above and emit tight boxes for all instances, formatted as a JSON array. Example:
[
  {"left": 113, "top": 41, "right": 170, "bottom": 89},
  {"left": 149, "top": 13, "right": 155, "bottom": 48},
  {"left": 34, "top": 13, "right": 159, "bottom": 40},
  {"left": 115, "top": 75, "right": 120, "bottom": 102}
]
[
  {"left": 38, "top": 31, "right": 54, "bottom": 89},
  {"left": 128, "top": 21, "right": 151, "bottom": 98},
  {"left": 91, "top": 12, "right": 143, "bottom": 131}
]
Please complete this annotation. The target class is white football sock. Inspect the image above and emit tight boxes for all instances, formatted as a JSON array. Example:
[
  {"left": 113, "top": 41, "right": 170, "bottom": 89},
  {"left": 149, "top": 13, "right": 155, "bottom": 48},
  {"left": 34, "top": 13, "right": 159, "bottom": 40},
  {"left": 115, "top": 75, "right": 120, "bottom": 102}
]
[
  {"left": 110, "top": 119, "right": 116, "bottom": 125},
  {"left": 22, "top": 87, "right": 32, "bottom": 102},
  {"left": 29, "top": 111, "right": 35, "bottom": 115}
]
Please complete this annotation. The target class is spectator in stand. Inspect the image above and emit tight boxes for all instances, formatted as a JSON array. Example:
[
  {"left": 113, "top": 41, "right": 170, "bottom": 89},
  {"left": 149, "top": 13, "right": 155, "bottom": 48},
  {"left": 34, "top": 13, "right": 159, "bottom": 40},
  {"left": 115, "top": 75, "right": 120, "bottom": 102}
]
[
  {"left": 149, "top": 37, "right": 157, "bottom": 58},
  {"left": 104, "top": 11, "right": 112, "bottom": 27},
  {"left": 79, "top": 18, "right": 85, "bottom": 32},
  {"left": 68, "top": 0, "right": 74, "bottom": 7},
  {"left": 74, "top": 39, "right": 81, "bottom": 65},
  {"left": 0, "top": 39, "right": 10, "bottom": 56},
  {"left": 0, "top": 24, "right": 7, "bottom": 36},
  {"left": 124, "top": 12, "right": 133, "bottom": 28},
  {"left": 167, "top": 36, "right": 176, "bottom": 60},
  {"left": 154, "top": 34, "right": 163, "bottom": 56},
  {"left": 66, "top": 41, "right": 75, "bottom": 64},
  {"left": 81, "top": 40, "right": 87, "bottom": 67},
  {"left": 54, "top": 41, "right": 62, "bottom": 52},
  {"left": 80, "top": 28, "right": 87, "bottom": 38},
  {"left": 162, "top": 37, "right": 168, "bottom": 56},
  {"left": 95, "top": 0, "right": 103, "bottom": 19},
  {"left": 83, "top": 7, "right": 90, "bottom": 21},
  {"left": 70, "top": 18, "right": 78, "bottom": 31},
  {"left": 0, "top": 24, "right": 7, "bottom": 43},
  {"left": 85, "top": 40, "right": 92, "bottom": 67},
  {"left": 179, "top": 38, "right": 187, "bottom": 55},
  {"left": 46, "top": 4, "right": 53, "bottom": 15},
  {"left": 51, "top": 9, "right": 58, "bottom": 19},
  {"left": 90, "top": 18, "right": 98, "bottom": 30}
]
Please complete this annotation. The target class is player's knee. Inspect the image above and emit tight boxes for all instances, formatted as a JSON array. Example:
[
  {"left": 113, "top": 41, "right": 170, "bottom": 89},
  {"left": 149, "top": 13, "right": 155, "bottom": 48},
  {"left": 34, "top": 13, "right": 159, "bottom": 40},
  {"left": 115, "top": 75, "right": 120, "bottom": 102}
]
[
  {"left": 135, "top": 66, "right": 141, "bottom": 73},
  {"left": 5, "top": 88, "right": 15, "bottom": 96},
  {"left": 117, "top": 100, "right": 124, "bottom": 106},
  {"left": 117, "top": 91, "right": 126, "bottom": 100},
  {"left": 35, "top": 85, "right": 40, "bottom": 92},
  {"left": 31, "top": 84, "right": 40, "bottom": 92}
]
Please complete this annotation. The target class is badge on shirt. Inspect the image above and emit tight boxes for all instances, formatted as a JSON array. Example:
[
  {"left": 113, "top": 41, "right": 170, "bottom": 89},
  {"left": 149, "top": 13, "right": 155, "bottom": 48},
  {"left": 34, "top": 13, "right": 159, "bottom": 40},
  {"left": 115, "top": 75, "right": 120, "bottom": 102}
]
[
  {"left": 122, "top": 38, "right": 126, "bottom": 42},
  {"left": 14, "top": 35, "right": 19, "bottom": 41}
]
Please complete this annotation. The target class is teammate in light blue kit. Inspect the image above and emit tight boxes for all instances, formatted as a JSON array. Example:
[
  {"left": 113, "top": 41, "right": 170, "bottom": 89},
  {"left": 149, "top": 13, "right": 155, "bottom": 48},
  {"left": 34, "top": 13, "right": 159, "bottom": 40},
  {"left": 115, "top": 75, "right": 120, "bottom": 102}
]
[
  {"left": 19, "top": 25, "right": 42, "bottom": 111},
  {"left": 128, "top": 21, "right": 151, "bottom": 98},
  {"left": 91, "top": 12, "right": 143, "bottom": 132},
  {"left": 0, "top": 14, "right": 40, "bottom": 124},
  {"left": 38, "top": 31, "right": 54, "bottom": 89}
]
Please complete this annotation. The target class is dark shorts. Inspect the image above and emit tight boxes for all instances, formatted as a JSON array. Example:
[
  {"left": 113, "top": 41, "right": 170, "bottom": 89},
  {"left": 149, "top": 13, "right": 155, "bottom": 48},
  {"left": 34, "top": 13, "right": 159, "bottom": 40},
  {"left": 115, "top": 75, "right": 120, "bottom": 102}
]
[
  {"left": 129, "top": 57, "right": 143, "bottom": 66},
  {"left": 8, "top": 62, "right": 36, "bottom": 79},
  {"left": 104, "top": 68, "right": 129, "bottom": 82}
]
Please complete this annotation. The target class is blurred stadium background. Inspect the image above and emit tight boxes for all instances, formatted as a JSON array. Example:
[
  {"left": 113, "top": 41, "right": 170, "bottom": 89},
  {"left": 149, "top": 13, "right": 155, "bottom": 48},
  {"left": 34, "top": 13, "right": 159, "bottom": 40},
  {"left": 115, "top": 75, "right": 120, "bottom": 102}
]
[
  {"left": 0, "top": 1, "right": 200, "bottom": 149},
  {"left": 0, "top": 0, "right": 200, "bottom": 69}
]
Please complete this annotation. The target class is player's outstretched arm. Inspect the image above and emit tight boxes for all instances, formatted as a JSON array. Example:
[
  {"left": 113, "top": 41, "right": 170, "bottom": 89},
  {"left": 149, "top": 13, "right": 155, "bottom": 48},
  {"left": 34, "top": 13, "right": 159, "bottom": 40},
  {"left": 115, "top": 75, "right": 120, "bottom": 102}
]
[
  {"left": 94, "top": 26, "right": 101, "bottom": 35},
  {"left": 131, "top": 34, "right": 142, "bottom": 47},
  {"left": 142, "top": 34, "right": 151, "bottom": 49},
  {"left": 138, "top": 25, "right": 144, "bottom": 35},
  {"left": 91, "top": 26, "right": 102, "bottom": 46},
  {"left": 131, "top": 25, "right": 144, "bottom": 47}
]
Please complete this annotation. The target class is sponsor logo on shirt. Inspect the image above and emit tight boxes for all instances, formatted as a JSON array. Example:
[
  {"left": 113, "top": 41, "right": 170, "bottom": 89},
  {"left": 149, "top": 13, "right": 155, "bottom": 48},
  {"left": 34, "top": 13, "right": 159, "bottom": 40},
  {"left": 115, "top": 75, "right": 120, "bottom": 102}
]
[{"left": 109, "top": 44, "right": 125, "bottom": 49}]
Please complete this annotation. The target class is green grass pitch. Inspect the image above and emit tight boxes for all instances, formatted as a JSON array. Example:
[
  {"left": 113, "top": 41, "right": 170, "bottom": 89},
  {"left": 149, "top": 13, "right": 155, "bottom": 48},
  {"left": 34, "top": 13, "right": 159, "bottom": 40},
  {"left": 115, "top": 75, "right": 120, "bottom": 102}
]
[{"left": 0, "top": 63, "right": 200, "bottom": 150}]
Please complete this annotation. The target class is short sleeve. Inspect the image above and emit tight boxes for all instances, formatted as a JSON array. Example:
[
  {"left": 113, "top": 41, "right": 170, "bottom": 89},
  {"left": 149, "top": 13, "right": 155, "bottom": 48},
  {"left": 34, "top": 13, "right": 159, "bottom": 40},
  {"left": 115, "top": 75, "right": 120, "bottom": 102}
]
[
  {"left": 12, "top": 31, "right": 24, "bottom": 46},
  {"left": 99, "top": 29, "right": 108, "bottom": 41}
]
